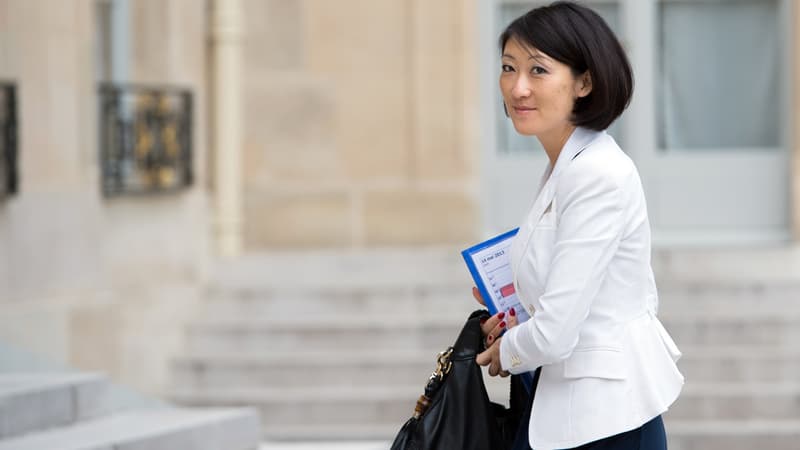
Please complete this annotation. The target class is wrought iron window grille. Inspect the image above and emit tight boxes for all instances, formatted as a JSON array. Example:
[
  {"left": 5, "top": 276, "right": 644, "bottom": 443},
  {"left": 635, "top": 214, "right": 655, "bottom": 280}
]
[
  {"left": 99, "top": 83, "right": 193, "bottom": 196},
  {"left": 0, "top": 82, "right": 18, "bottom": 198}
]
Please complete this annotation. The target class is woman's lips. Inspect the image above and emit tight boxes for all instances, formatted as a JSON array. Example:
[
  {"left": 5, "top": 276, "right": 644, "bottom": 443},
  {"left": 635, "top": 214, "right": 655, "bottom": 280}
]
[{"left": 513, "top": 106, "right": 536, "bottom": 115}]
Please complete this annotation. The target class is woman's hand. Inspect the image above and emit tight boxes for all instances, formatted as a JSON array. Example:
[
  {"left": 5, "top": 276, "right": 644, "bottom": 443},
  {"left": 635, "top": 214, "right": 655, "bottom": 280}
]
[
  {"left": 473, "top": 286, "right": 517, "bottom": 346},
  {"left": 474, "top": 287, "right": 506, "bottom": 340},
  {"left": 476, "top": 305, "right": 519, "bottom": 377},
  {"left": 476, "top": 337, "right": 509, "bottom": 377},
  {"left": 472, "top": 286, "right": 486, "bottom": 307}
]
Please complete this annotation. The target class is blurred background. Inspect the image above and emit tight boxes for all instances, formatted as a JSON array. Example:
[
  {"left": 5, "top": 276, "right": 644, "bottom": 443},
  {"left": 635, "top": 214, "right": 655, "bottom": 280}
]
[{"left": 0, "top": 0, "right": 798, "bottom": 449}]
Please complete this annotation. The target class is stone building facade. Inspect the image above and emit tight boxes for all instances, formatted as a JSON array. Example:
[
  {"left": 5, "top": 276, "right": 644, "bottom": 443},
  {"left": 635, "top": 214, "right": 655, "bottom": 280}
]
[
  {"left": 0, "top": 0, "right": 481, "bottom": 395},
  {"left": 0, "top": 0, "right": 798, "bottom": 397}
]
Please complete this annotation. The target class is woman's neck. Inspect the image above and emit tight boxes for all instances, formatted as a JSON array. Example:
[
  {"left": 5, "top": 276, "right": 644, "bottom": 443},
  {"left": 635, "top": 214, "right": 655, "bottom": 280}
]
[{"left": 538, "top": 124, "right": 577, "bottom": 167}]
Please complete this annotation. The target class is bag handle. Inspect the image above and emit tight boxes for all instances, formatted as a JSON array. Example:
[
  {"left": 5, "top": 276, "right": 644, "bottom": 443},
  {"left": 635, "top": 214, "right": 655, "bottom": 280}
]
[
  {"left": 410, "top": 310, "right": 489, "bottom": 419},
  {"left": 412, "top": 347, "right": 454, "bottom": 419}
]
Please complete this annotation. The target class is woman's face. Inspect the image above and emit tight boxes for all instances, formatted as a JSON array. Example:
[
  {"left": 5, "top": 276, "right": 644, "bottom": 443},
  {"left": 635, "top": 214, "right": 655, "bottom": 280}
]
[{"left": 499, "top": 38, "right": 591, "bottom": 137}]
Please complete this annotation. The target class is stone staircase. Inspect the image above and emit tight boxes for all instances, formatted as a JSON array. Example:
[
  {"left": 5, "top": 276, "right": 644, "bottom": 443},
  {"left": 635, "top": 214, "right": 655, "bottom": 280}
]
[
  {"left": 0, "top": 349, "right": 261, "bottom": 449},
  {"left": 658, "top": 282, "right": 800, "bottom": 450},
  {"left": 169, "top": 248, "right": 800, "bottom": 448}
]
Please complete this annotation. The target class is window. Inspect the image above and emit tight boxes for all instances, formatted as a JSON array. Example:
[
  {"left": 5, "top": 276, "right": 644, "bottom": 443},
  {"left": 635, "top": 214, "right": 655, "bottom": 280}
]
[
  {"left": 657, "top": 0, "right": 781, "bottom": 150},
  {"left": 99, "top": 84, "right": 193, "bottom": 196},
  {"left": 0, "top": 82, "right": 17, "bottom": 198},
  {"left": 95, "top": 1, "right": 192, "bottom": 196}
]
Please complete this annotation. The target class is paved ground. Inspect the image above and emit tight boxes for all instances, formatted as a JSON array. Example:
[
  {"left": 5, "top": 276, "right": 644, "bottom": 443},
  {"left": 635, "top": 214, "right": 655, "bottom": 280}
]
[{"left": 261, "top": 442, "right": 389, "bottom": 450}]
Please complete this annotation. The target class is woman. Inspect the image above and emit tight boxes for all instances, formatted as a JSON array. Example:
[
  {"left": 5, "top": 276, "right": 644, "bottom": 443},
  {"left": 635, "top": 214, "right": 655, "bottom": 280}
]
[{"left": 475, "top": 2, "right": 684, "bottom": 449}]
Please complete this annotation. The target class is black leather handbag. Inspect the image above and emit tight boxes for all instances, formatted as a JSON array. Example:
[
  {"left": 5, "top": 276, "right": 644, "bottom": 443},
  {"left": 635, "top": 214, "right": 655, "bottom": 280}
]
[{"left": 390, "top": 310, "right": 535, "bottom": 450}]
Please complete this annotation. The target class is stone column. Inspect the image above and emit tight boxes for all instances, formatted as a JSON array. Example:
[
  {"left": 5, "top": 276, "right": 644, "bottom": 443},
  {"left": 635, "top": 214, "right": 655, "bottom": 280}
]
[
  {"left": 211, "top": 0, "right": 243, "bottom": 257},
  {"left": 793, "top": 0, "right": 800, "bottom": 241}
]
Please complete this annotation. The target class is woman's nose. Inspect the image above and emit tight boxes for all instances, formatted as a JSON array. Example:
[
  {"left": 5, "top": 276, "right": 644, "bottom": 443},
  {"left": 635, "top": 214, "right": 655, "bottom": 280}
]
[{"left": 512, "top": 76, "right": 532, "bottom": 98}]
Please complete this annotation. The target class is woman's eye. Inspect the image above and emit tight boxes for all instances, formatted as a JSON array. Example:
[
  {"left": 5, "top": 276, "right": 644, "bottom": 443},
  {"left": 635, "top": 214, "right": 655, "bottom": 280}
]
[
  {"left": 501, "top": 64, "right": 515, "bottom": 73},
  {"left": 531, "top": 66, "right": 547, "bottom": 75}
]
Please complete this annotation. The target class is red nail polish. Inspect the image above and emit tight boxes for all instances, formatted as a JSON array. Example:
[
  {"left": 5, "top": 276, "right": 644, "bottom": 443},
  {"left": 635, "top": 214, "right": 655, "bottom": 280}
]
[
  {"left": 499, "top": 321, "right": 506, "bottom": 328},
  {"left": 497, "top": 312, "right": 505, "bottom": 320},
  {"left": 509, "top": 307, "right": 516, "bottom": 317},
  {"left": 488, "top": 335, "right": 494, "bottom": 342}
]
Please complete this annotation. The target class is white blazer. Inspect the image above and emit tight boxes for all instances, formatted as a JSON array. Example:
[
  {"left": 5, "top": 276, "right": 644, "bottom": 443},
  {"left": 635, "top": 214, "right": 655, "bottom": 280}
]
[{"left": 499, "top": 127, "right": 684, "bottom": 450}]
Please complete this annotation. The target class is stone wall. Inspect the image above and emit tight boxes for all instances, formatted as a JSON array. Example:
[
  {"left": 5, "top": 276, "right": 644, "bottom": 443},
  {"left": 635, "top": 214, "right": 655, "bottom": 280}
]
[
  {"left": 0, "top": 0, "right": 210, "bottom": 396},
  {"left": 240, "top": 0, "right": 481, "bottom": 248}
]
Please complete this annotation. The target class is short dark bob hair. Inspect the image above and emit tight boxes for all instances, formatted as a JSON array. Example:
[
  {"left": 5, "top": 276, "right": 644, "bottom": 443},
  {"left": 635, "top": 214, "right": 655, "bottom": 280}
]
[{"left": 499, "top": 1, "right": 633, "bottom": 131}]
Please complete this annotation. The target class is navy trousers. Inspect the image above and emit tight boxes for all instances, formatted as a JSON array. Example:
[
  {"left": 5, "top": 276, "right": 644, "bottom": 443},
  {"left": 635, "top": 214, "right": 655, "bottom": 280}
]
[
  {"left": 570, "top": 416, "right": 667, "bottom": 450},
  {"left": 513, "top": 414, "right": 667, "bottom": 450}
]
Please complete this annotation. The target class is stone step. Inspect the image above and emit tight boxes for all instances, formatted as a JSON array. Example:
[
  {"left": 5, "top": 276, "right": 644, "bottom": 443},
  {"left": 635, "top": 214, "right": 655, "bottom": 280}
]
[
  {"left": 665, "top": 419, "right": 800, "bottom": 450},
  {"left": 203, "top": 271, "right": 800, "bottom": 321},
  {"left": 0, "top": 373, "right": 110, "bottom": 439},
  {"left": 208, "top": 249, "right": 800, "bottom": 310},
  {"left": 171, "top": 384, "right": 513, "bottom": 429},
  {"left": 171, "top": 386, "right": 422, "bottom": 428},
  {"left": 210, "top": 247, "right": 800, "bottom": 289},
  {"left": 261, "top": 425, "right": 398, "bottom": 442},
  {"left": 201, "top": 290, "right": 800, "bottom": 322},
  {"left": 170, "top": 351, "right": 440, "bottom": 390},
  {"left": 171, "top": 379, "right": 797, "bottom": 429},
  {"left": 238, "top": 420, "right": 800, "bottom": 447},
  {"left": 0, "top": 408, "right": 261, "bottom": 450},
  {"left": 259, "top": 421, "right": 800, "bottom": 450},
  {"left": 260, "top": 439, "right": 393, "bottom": 449},
  {"left": 207, "top": 278, "right": 800, "bottom": 298},
  {"left": 669, "top": 383, "right": 800, "bottom": 420},
  {"left": 678, "top": 346, "right": 800, "bottom": 383},
  {"left": 184, "top": 317, "right": 460, "bottom": 353},
  {"left": 205, "top": 269, "right": 800, "bottom": 310},
  {"left": 202, "top": 288, "right": 478, "bottom": 319},
  {"left": 185, "top": 314, "right": 800, "bottom": 353},
  {"left": 208, "top": 249, "right": 470, "bottom": 293},
  {"left": 258, "top": 421, "right": 800, "bottom": 449},
  {"left": 665, "top": 316, "right": 800, "bottom": 347},
  {"left": 171, "top": 346, "right": 800, "bottom": 390},
  {"left": 657, "top": 280, "right": 800, "bottom": 301}
]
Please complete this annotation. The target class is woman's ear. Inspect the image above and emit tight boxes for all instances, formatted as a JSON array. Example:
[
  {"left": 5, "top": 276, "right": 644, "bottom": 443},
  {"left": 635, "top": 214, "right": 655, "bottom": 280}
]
[{"left": 575, "top": 71, "right": 592, "bottom": 98}]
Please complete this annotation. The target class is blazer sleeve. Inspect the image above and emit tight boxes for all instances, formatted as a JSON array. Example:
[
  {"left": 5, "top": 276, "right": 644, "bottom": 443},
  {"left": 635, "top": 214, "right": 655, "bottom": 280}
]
[{"left": 500, "top": 163, "right": 628, "bottom": 374}]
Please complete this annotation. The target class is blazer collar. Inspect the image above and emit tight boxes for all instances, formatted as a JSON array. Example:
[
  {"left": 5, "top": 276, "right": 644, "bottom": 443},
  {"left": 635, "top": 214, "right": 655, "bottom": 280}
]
[
  {"left": 533, "top": 127, "right": 604, "bottom": 208},
  {"left": 545, "top": 127, "right": 603, "bottom": 185}
]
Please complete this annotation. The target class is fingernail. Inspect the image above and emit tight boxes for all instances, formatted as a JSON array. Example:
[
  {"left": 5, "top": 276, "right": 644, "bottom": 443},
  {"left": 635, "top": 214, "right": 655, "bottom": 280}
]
[
  {"left": 480, "top": 317, "right": 488, "bottom": 324},
  {"left": 499, "top": 321, "right": 506, "bottom": 328},
  {"left": 509, "top": 307, "right": 516, "bottom": 317},
  {"left": 488, "top": 335, "right": 494, "bottom": 342},
  {"left": 497, "top": 312, "right": 505, "bottom": 320}
]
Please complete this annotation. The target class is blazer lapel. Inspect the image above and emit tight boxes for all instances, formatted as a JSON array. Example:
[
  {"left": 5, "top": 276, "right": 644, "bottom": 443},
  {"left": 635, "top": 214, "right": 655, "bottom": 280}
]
[
  {"left": 510, "top": 127, "right": 605, "bottom": 278},
  {"left": 527, "top": 178, "right": 557, "bottom": 231}
]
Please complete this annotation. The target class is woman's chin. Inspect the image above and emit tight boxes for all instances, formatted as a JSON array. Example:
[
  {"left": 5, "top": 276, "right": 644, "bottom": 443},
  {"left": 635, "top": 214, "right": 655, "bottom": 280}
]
[{"left": 512, "top": 122, "right": 539, "bottom": 137}]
